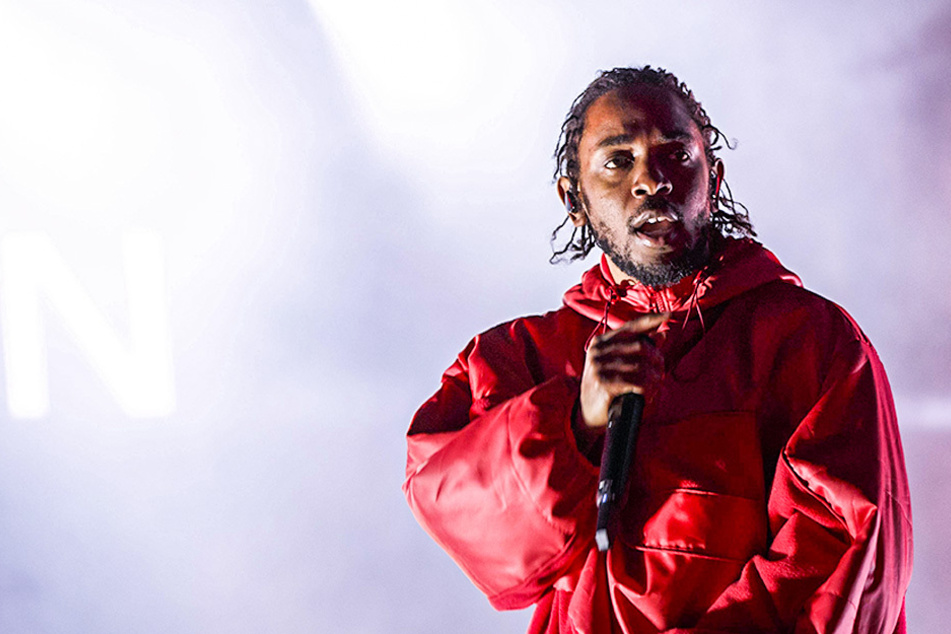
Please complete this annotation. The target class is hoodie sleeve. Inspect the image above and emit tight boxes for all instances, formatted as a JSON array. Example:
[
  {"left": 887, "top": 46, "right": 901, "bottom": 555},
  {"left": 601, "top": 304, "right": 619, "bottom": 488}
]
[
  {"left": 402, "top": 328, "right": 598, "bottom": 610},
  {"left": 685, "top": 336, "right": 913, "bottom": 634}
]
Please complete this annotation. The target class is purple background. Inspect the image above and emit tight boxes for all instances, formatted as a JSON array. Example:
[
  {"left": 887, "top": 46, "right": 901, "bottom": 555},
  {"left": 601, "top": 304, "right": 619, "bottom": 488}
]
[{"left": 0, "top": 1, "right": 947, "bottom": 631}]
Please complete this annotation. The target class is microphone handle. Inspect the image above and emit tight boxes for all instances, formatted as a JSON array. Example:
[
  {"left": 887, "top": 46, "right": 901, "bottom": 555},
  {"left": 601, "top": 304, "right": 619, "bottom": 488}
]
[{"left": 595, "top": 392, "right": 645, "bottom": 552}]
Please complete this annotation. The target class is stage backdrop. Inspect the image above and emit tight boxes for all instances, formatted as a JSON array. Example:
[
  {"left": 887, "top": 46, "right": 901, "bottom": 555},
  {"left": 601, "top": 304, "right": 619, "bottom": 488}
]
[{"left": 0, "top": 0, "right": 947, "bottom": 632}]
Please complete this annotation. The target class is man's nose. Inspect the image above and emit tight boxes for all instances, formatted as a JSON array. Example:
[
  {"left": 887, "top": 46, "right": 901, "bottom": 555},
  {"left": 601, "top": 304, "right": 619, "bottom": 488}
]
[{"left": 632, "top": 163, "right": 672, "bottom": 198}]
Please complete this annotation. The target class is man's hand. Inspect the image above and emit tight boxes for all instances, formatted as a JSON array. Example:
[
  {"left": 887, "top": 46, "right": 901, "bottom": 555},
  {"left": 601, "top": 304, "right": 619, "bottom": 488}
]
[{"left": 579, "top": 313, "right": 669, "bottom": 428}]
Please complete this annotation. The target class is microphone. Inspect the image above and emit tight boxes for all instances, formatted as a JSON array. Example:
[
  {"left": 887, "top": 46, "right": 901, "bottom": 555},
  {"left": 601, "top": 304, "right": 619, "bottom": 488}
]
[{"left": 595, "top": 392, "right": 645, "bottom": 552}]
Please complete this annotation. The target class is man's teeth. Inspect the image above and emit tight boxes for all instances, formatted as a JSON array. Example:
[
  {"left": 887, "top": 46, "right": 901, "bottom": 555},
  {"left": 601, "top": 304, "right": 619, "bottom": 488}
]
[{"left": 636, "top": 216, "right": 675, "bottom": 235}]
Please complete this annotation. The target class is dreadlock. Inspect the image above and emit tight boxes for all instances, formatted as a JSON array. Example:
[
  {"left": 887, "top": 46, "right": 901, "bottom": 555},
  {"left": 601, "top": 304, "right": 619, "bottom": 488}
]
[{"left": 550, "top": 66, "right": 755, "bottom": 263}]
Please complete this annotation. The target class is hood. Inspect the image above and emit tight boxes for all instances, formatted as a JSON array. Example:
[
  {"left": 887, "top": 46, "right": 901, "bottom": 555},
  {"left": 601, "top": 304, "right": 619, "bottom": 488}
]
[{"left": 562, "top": 237, "right": 802, "bottom": 332}]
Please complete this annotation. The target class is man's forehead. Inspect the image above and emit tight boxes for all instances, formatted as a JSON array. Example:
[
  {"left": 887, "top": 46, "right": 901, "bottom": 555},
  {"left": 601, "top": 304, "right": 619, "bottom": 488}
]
[{"left": 582, "top": 86, "right": 701, "bottom": 146}]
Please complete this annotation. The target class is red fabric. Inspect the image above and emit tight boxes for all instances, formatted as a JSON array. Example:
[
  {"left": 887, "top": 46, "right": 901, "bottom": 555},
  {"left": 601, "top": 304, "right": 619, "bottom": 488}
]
[{"left": 403, "top": 238, "right": 912, "bottom": 633}]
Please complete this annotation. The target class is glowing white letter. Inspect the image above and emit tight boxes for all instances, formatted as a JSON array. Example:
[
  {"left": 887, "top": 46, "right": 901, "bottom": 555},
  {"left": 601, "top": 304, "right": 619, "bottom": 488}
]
[{"left": 1, "top": 231, "right": 175, "bottom": 418}]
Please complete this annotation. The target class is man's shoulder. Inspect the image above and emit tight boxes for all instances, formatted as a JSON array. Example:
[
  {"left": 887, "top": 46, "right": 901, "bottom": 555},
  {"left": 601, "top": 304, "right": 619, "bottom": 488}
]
[
  {"left": 470, "top": 305, "right": 590, "bottom": 354},
  {"left": 711, "top": 238, "right": 869, "bottom": 346},
  {"left": 737, "top": 278, "right": 872, "bottom": 348},
  {"left": 478, "top": 304, "right": 583, "bottom": 338},
  {"left": 450, "top": 305, "right": 592, "bottom": 380}
]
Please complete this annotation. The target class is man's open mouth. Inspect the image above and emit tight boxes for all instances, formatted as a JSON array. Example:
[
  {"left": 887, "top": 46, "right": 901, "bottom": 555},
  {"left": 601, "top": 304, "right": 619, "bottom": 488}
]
[
  {"left": 630, "top": 212, "right": 680, "bottom": 246},
  {"left": 635, "top": 216, "right": 677, "bottom": 238}
]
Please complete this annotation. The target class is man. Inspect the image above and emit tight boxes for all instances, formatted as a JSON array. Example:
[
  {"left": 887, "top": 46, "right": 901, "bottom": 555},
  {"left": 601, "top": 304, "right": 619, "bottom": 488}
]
[{"left": 403, "top": 67, "right": 912, "bottom": 633}]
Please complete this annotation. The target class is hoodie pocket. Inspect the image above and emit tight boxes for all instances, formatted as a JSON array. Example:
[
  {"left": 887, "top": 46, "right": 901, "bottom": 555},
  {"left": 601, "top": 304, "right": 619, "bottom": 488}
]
[
  {"left": 609, "top": 411, "right": 769, "bottom": 628},
  {"left": 619, "top": 409, "right": 768, "bottom": 558},
  {"left": 620, "top": 488, "right": 766, "bottom": 561}
]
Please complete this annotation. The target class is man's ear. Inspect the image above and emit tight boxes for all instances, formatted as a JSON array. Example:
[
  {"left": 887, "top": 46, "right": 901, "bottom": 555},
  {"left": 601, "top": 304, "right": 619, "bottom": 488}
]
[
  {"left": 557, "top": 176, "right": 586, "bottom": 227},
  {"left": 712, "top": 159, "right": 725, "bottom": 199}
]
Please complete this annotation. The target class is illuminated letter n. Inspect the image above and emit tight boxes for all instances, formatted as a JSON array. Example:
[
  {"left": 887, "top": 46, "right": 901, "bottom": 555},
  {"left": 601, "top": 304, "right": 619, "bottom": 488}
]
[{"left": 0, "top": 231, "right": 175, "bottom": 419}]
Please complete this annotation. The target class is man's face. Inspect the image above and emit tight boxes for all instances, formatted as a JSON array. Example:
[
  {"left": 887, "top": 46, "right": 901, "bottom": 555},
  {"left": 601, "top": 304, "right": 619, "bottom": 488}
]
[{"left": 567, "top": 86, "right": 716, "bottom": 287}]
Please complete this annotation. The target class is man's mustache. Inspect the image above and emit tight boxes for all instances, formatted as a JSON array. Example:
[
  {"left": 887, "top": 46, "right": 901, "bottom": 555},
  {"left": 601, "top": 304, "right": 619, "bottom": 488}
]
[{"left": 640, "top": 197, "right": 677, "bottom": 213}]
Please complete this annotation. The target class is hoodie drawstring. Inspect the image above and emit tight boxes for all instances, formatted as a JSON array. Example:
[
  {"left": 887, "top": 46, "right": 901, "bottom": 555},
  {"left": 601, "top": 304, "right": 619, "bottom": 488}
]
[
  {"left": 585, "top": 286, "right": 623, "bottom": 351},
  {"left": 681, "top": 269, "right": 710, "bottom": 334},
  {"left": 585, "top": 270, "right": 710, "bottom": 350}
]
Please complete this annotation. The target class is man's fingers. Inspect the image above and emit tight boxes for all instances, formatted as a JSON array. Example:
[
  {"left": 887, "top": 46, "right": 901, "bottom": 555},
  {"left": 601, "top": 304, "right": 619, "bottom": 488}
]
[
  {"left": 596, "top": 367, "right": 663, "bottom": 395},
  {"left": 592, "top": 312, "right": 670, "bottom": 346},
  {"left": 596, "top": 360, "right": 655, "bottom": 376},
  {"left": 597, "top": 366, "right": 663, "bottom": 383},
  {"left": 592, "top": 338, "right": 657, "bottom": 359},
  {"left": 579, "top": 312, "right": 669, "bottom": 428},
  {"left": 615, "top": 312, "right": 670, "bottom": 334},
  {"left": 593, "top": 346, "right": 664, "bottom": 371},
  {"left": 592, "top": 331, "right": 660, "bottom": 354}
]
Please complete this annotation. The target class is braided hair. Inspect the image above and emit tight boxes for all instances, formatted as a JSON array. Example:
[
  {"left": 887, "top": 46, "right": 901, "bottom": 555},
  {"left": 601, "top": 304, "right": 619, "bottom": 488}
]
[{"left": 550, "top": 66, "right": 755, "bottom": 263}]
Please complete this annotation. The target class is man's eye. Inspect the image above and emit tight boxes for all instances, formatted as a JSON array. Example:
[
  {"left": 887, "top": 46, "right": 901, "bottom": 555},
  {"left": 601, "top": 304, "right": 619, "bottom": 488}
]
[
  {"left": 605, "top": 155, "right": 633, "bottom": 169},
  {"left": 672, "top": 149, "right": 691, "bottom": 162}
]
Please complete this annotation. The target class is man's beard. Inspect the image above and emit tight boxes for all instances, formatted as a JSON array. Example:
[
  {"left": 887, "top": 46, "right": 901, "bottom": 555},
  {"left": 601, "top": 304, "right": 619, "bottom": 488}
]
[{"left": 588, "top": 210, "right": 712, "bottom": 289}]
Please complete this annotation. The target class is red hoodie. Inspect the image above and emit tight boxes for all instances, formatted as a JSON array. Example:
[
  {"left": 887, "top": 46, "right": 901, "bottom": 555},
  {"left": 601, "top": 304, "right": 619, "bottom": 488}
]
[{"left": 404, "top": 238, "right": 912, "bottom": 633}]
